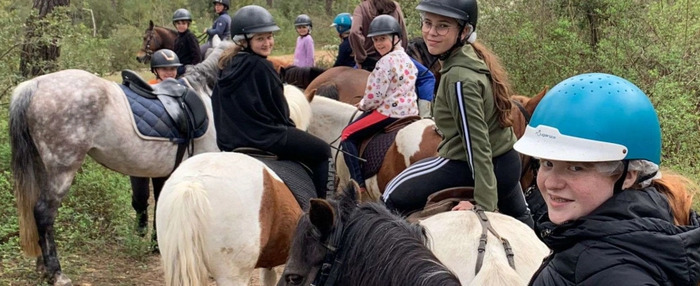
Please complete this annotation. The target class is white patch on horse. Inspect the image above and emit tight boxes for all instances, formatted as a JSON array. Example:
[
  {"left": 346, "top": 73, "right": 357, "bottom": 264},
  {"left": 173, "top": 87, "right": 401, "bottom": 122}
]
[{"left": 396, "top": 119, "right": 436, "bottom": 166}]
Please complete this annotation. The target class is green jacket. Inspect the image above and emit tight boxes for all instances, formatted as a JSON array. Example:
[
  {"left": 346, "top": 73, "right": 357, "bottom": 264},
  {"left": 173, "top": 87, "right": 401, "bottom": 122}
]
[{"left": 432, "top": 45, "right": 517, "bottom": 211}]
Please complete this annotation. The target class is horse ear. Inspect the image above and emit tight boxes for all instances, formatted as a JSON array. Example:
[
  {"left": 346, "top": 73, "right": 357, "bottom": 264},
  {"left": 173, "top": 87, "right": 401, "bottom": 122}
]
[
  {"left": 149, "top": 20, "right": 154, "bottom": 29},
  {"left": 309, "top": 199, "right": 335, "bottom": 237}
]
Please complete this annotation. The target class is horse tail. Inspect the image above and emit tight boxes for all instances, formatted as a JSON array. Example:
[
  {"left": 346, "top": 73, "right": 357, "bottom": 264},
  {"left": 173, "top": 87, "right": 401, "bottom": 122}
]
[
  {"left": 9, "top": 80, "right": 43, "bottom": 257},
  {"left": 470, "top": 256, "right": 524, "bottom": 286},
  {"left": 159, "top": 180, "right": 211, "bottom": 286}
]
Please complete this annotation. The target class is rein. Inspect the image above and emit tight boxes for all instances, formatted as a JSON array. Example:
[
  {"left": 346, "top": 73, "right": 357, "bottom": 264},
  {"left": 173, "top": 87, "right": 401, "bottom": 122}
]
[
  {"left": 473, "top": 206, "right": 516, "bottom": 275},
  {"left": 311, "top": 210, "right": 348, "bottom": 286},
  {"left": 331, "top": 109, "right": 366, "bottom": 164}
]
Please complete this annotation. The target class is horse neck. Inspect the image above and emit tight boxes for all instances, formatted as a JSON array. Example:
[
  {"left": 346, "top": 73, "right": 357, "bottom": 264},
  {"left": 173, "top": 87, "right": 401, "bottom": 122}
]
[
  {"left": 309, "top": 97, "right": 356, "bottom": 144},
  {"left": 155, "top": 26, "right": 177, "bottom": 49},
  {"left": 337, "top": 204, "right": 459, "bottom": 286}
]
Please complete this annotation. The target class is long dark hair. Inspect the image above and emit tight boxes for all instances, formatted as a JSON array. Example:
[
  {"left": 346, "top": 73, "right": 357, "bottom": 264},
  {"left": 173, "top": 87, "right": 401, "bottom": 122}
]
[{"left": 371, "top": 0, "right": 396, "bottom": 14}]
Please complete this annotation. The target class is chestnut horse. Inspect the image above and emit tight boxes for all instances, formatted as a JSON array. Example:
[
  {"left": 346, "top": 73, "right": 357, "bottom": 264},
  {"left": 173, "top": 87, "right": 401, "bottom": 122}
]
[{"left": 136, "top": 20, "right": 178, "bottom": 63}]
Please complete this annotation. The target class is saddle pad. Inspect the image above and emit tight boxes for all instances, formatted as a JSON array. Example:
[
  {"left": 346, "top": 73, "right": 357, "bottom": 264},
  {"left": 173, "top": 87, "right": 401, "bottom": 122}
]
[
  {"left": 361, "top": 129, "right": 399, "bottom": 179},
  {"left": 258, "top": 158, "right": 316, "bottom": 211},
  {"left": 120, "top": 84, "right": 178, "bottom": 140}
]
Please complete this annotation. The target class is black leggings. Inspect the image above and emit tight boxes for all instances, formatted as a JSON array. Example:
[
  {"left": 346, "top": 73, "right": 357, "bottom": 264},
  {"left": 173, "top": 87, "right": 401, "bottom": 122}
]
[
  {"left": 383, "top": 149, "right": 533, "bottom": 227},
  {"left": 268, "top": 128, "right": 334, "bottom": 198}
]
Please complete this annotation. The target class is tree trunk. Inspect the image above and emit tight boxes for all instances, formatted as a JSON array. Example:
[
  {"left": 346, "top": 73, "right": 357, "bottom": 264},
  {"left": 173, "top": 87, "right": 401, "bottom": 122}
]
[
  {"left": 325, "top": 0, "right": 333, "bottom": 15},
  {"left": 19, "top": 0, "right": 70, "bottom": 77}
]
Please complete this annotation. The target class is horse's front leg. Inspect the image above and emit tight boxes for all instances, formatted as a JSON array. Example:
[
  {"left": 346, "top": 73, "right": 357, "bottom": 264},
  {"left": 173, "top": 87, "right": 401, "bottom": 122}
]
[{"left": 34, "top": 193, "right": 72, "bottom": 286}]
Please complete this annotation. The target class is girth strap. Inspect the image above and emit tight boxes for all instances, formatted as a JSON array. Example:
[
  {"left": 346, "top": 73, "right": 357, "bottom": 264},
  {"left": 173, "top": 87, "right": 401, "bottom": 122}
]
[{"left": 474, "top": 206, "right": 516, "bottom": 275}]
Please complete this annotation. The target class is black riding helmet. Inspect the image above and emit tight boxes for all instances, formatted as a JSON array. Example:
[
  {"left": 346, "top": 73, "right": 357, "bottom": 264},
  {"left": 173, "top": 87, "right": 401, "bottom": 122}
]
[
  {"left": 172, "top": 8, "right": 192, "bottom": 23},
  {"left": 367, "top": 15, "right": 402, "bottom": 54},
  {"left": 294, "top": 14, "right": 313, "bottom": 28},
  {"left": 150, "top": 49, "right": 182, "bottom": 73},
  {"left": 231, "top": 5, "right": 280, "bottom": 35},
  {"left": 367, "top": 15, "right": 402, "bottom": 37},
  {"left": 212, "top": 0, "right": 230, "bottom": 10},
  {"left": 417, "top": 0, "right": 478, "bottom": 59}
]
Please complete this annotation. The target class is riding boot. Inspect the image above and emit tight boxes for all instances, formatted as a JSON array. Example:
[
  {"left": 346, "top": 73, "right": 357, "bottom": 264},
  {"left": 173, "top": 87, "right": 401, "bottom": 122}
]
[
  {"left": 130, "top": 176, "right": 150, "bottom": 236},
  {"left": 136, "top": 210, "right": 148, "bottom": 237},
  {"left": 312, "top": 158, "right": 335, "bottom": 199},
  {"left": 326, "top": 158, "right": 337, "bottom": 199}
]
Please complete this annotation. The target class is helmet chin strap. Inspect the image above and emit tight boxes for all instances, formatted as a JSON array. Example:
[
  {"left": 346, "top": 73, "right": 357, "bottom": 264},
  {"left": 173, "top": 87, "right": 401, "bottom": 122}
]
[
  {"left": 437, "top": 25, "right": 472, "bottom": 61},
  {"left": 241, "top": 34, "right": 268, "bottom": 58},
  {"left": 613, "top": 160, "right": 630, "bottom": 193}
]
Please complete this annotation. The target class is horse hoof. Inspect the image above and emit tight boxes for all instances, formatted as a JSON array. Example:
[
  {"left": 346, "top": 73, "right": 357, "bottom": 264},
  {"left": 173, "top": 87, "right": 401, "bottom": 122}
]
[{"left": 53, "top": 272, "right": 72, "bottom": 286}]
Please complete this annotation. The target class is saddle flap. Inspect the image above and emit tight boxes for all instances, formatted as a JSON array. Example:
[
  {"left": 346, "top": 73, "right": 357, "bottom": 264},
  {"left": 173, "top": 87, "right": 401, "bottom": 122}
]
[{"left": 121, "top": 69, "right": 155, "bottom": 98}]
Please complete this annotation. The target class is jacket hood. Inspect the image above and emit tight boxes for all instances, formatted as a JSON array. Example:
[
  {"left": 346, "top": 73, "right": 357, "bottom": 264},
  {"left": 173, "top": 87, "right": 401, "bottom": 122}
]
[
  {"left": 540, "top": 188, "right": 700, "bottom": 285},
  {"left": 440, "top": 45, "right": 489, "bottom": 76}
]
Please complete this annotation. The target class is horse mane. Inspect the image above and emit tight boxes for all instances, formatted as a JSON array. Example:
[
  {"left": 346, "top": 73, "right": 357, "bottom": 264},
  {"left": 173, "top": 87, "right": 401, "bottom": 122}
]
[
  {"left": 651, "top": 170, "right": 698, "bottom": 225},
  {"left": 332, "top": 197, "right": 459, "bottom": 285},
  {"left": 280, "top": 65, "right": 327, "bottom": 90},
  {"left": 183, "top": 40, "right": 233, "bottom": 90},
  {"left": 154, "top": 25, "right": 178, "bottom": 36}
]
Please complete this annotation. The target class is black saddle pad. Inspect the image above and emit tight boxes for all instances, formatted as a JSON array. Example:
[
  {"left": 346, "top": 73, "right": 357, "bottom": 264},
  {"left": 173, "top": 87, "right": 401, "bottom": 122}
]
[
  {"left": 361, "top": 130, "right": 399, "bottom": 179},
  {"left": 257, "top": 158, "right": 316, "bottom": 211}
]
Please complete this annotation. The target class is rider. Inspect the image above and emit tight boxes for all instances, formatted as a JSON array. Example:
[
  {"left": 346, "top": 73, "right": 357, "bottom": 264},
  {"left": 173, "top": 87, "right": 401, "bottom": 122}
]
[
  {"left": 212, "top": 5, "right": 335, "bottom": 199},
  {"left": 132, "top": 48, "right": 181, "bottom": 236},
  {"left": 410, "top": 56, "right": 435, "bottom": 118},
  {"left": 515, "top": 73, "right": 700, "bottom": 285},
  {"left": 201, "top": 0, "right": 231, "bottom": 55},
  {"left": 148, "top": 49, "right": 181, "bottom": 84},
  {"left": 340, "top": 15, "right": 418, "bottom": 194},
  {"left": 172, "top": 8, "right": 202, "bottom": 76},
  {"left": 331, "top": 12, "right": 355, "bottom": 68},
  {"left": 293, "top": 14, "right": 315, "bottom": 67},
  {"left": 382, "top": 0, "right": 533, "bottom": 228}
]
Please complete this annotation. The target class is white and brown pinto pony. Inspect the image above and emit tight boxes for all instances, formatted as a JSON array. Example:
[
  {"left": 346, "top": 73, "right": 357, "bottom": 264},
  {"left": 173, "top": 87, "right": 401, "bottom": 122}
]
[
  {"left": 156, "top": 86, "right": 311, "bottom": 286},
  {"left": 306, "top": 88, "right": 547, "bottom": 202}
]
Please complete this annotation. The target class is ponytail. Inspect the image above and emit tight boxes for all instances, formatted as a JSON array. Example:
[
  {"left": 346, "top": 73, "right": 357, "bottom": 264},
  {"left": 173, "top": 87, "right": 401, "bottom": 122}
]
[
  {"left": 650, "top": 172, "right": 696, "bottom": 226},
  {"left": 470, "top": 41, "right": 513, "bottom": 128},
  {"left": 218, "top": 43, "right": 244, "bottom": 69}
]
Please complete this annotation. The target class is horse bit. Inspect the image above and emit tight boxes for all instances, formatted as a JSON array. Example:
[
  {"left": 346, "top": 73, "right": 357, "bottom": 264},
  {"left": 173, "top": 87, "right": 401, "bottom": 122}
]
[{"left": 474, "top": 206, "right": 516, "bottom": 275}]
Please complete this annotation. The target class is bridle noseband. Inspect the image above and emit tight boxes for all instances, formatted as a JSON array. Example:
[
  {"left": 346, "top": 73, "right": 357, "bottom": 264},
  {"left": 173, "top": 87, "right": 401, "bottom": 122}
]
[{"left": 143, "top": 29, "right": 160, "bottom": 58}]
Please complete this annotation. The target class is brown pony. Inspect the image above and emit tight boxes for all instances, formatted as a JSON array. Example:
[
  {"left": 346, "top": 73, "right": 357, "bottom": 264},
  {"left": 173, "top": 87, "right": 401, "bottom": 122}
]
[
  {"left": 267, "top": 56, "right": 294, "bottom": 73},
  {"left": 304, "top": 66, "right": 369, "bottom": 103},
  {"left": 136, "top": 20, "right": 178, "bottom": 63}
]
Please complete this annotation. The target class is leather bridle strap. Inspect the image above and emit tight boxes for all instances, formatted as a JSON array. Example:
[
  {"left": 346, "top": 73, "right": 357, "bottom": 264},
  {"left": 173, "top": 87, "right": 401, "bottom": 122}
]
[
  {"left": 311, "top": 213, "right": 347, "bottom": 286},
  {"left": 511, "top": 99, "right": 531, "bottom": 123},
  {"left": 474, "top": 207, "right": 516, "bottom": 275}
]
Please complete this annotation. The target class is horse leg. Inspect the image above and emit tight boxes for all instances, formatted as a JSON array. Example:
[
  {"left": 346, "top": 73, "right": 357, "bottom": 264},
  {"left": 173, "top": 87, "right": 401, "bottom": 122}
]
[{"left": 35, "top": 168, "right": 79, "bottom": 286}]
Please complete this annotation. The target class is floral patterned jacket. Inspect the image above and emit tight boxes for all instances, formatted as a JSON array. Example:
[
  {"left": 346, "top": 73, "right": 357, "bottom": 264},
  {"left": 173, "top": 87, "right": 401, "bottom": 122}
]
[{"left": 358, "top": 48, "right": 418, "bottom": 118}]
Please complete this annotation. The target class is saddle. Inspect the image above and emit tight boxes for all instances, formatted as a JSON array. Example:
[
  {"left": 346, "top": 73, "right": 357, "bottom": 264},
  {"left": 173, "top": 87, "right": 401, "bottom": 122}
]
[
  {"left": 358, "top": 116, "right": 421, "bottom": 178},
  {"left": 405, "top": 187, "right": 475, "bottom": 223},
  {"left": 121, "top": 69, "right": 208, "bottom": 143},
  {"left": 234, "top": 147, "right": 316, "bottom": 211}
]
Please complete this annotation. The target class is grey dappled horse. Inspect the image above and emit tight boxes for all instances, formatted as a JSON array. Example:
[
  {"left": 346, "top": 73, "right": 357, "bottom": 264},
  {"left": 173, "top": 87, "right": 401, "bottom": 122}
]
[{"left": 9, "top": 40, "right": 232, "bottom": 286}]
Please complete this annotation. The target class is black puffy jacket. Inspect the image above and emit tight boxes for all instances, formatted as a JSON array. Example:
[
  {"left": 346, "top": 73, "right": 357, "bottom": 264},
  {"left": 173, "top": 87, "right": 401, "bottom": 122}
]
[{"left": 529, "top": 188, "right": 700, "bottom": 286}]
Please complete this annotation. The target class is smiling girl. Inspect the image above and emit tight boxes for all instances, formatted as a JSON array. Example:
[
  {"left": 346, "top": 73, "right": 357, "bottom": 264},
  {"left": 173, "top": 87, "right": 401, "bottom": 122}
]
[{"left": 212, "top": 5, "right": 334, "bottom": 199}]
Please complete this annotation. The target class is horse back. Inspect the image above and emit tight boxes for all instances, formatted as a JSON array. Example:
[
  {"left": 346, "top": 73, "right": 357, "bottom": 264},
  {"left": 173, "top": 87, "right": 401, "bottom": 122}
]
[{"left": 256, "top": 168, "right": 303, "bottom": 268}]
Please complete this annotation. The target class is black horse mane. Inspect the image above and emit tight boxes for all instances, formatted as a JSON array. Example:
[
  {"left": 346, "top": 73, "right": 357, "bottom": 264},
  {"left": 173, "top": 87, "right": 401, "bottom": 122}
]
[
  {"left": 331, "top": 197, "right": 460, "bottom": 285},
  {"left": 280, "top": 65, "right": 327, "bottom": 90},
  {"left": 407, "top": 37, "right": 437, "bottom": 69}
]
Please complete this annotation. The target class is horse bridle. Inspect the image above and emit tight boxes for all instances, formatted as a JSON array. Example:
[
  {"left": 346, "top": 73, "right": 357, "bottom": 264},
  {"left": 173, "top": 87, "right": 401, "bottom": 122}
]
[
  {"left": 311, "top": 211, "right": 347, "bottom": 286},
  {"left": 511, "top": 99, "right": 539, "bottom": 194},
  {"left": 473, "top": 206, "right": 516, "bottom": 275},
  {"left": 143, "top": 29, "right": 160, "bottom": 58}
]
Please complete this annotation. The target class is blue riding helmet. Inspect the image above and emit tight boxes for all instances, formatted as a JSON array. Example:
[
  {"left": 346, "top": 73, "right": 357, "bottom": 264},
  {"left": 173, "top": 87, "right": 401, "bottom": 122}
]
[
  {"left": 332, "top": 12, "right": 352, "bottom": 34},
  {"left": 514, "top": 73, "right": 661, "bottom": 164}
]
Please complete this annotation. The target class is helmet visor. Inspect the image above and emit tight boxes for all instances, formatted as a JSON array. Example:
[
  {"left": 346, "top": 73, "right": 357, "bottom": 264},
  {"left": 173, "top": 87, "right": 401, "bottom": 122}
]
[{"left": 514, "top": 125, "right": 628, "bottom": 162}]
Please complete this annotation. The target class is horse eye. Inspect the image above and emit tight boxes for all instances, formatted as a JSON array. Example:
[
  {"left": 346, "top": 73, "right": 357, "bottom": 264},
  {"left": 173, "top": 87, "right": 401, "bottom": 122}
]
[{"left": 285, "top": 274, "right": 304, "bottom": 285}]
